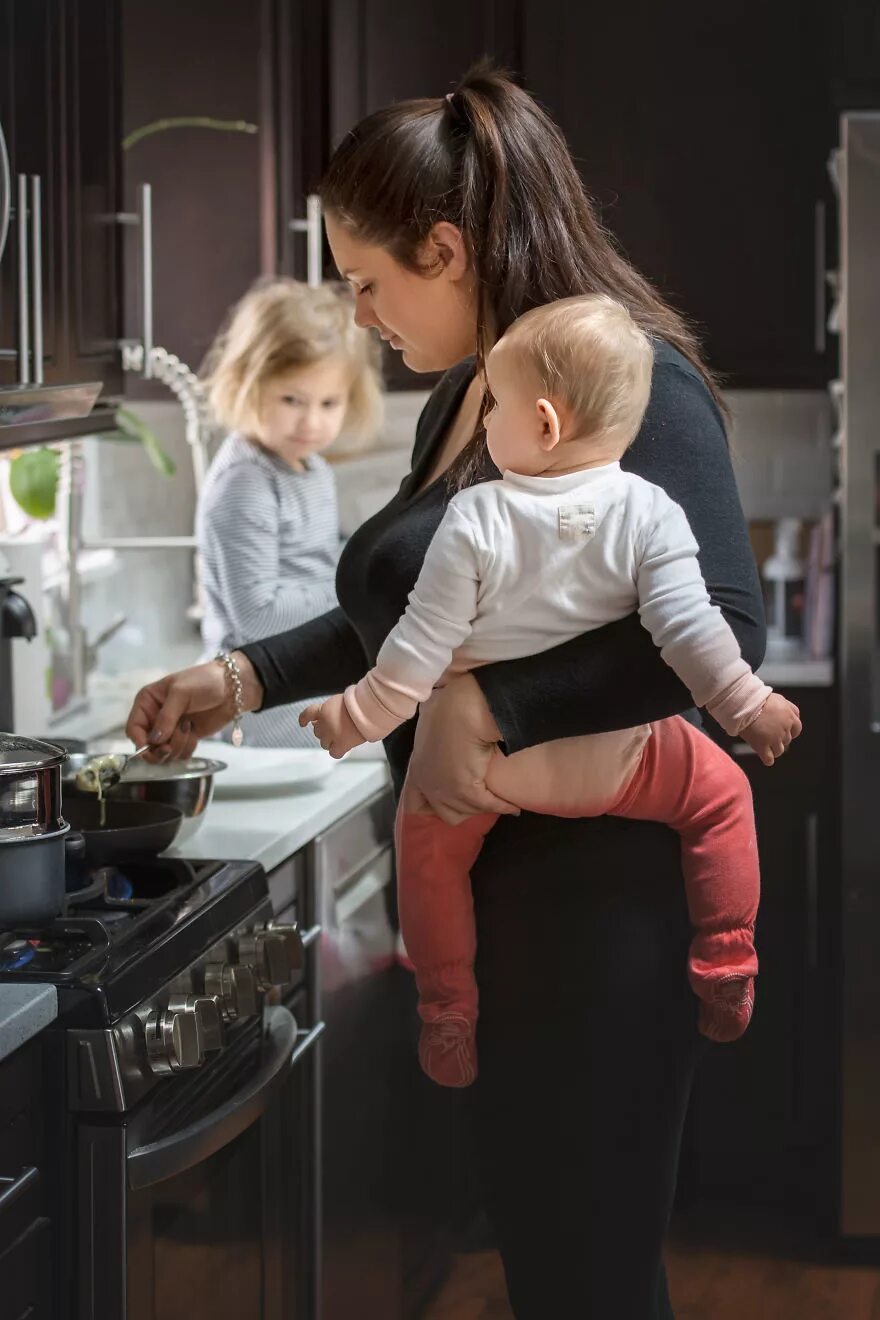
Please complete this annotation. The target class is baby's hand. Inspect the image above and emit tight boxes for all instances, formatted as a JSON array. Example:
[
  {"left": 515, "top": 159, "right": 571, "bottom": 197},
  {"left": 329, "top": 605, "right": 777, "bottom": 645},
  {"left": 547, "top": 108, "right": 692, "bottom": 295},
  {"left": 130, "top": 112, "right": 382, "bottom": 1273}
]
[
  {"left": 740, "top": 694, "right": 802, "bottom": 766},
  {"left": 299, "top": 695, "right": 366, "bottom": 759}
]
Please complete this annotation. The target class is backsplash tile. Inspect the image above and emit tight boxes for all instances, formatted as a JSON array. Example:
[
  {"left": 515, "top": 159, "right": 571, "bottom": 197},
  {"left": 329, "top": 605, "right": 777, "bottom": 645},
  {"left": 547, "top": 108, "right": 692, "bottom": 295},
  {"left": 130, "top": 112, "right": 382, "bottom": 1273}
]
[{"left": 725, "top": 389, "right": 832, "bottom": 520}]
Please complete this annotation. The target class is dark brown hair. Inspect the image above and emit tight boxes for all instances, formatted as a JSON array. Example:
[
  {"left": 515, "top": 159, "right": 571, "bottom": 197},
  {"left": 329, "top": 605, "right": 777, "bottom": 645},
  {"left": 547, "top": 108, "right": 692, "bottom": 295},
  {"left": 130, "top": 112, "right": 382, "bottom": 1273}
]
[{"left": 320, "top": 62, "right": 725, "bottom": 482}]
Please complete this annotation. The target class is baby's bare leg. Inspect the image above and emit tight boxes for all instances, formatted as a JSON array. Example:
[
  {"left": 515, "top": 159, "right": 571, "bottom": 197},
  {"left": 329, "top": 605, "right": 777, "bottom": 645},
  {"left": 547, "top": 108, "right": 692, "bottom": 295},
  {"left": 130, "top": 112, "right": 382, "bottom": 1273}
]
[{"left": 485, "top": 726, "right": 650, "bottom": 817}]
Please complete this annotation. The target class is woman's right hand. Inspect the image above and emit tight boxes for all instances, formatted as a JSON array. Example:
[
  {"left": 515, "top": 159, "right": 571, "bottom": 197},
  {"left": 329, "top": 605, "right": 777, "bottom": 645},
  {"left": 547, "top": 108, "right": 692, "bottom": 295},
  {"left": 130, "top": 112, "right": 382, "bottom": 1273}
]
[{"left": 124, "top": 651, "right": 264, "bottom": 761}]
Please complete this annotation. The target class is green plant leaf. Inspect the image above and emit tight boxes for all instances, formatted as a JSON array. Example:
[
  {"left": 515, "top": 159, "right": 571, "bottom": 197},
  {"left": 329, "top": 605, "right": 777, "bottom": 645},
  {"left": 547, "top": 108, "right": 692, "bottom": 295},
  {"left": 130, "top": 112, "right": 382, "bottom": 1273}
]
[
  {"left": 112, "top": 407, "right": 176, "bottom": 477},
  {"left": 8, "top": 447, "right": 59, "bottom": 519}
]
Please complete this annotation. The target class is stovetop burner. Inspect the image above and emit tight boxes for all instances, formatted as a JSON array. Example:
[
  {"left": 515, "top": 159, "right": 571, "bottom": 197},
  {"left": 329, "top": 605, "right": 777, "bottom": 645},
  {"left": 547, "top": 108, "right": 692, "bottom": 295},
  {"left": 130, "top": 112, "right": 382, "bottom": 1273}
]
[{"left": 0, "top": 856, "right": 270, "bottom": 1028}]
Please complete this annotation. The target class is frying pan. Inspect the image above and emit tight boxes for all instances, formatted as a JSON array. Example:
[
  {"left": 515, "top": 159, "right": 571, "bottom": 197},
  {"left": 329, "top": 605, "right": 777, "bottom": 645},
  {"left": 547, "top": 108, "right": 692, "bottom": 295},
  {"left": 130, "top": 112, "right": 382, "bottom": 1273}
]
[{"left": 62, "top": 799, "right": 184, "bottom": 866}]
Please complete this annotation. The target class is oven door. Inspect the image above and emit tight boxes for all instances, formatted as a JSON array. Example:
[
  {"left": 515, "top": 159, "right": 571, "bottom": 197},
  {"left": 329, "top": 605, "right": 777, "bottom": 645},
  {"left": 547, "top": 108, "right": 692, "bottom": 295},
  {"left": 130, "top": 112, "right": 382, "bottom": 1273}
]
[{"left": 76, "top": 1000, "right": 323, "bottom": 1320}]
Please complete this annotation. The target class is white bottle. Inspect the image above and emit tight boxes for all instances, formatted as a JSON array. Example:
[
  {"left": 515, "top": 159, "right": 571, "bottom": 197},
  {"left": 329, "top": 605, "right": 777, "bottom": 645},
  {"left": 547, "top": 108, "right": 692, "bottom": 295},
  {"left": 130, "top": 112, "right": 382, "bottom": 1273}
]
[{"left": 762, "top": 518, "right": 805, "bottom": 653}]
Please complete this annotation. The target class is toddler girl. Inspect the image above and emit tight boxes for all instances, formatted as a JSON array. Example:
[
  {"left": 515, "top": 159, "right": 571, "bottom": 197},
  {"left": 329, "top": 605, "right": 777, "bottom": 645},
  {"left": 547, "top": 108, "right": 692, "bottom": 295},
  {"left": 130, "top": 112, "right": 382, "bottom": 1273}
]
[
  {"left": 302, "top": 295, "right": 801, "bottom": 1085},
  {"left": 198, "top": 277, "right": 381, "bottom": 747}
]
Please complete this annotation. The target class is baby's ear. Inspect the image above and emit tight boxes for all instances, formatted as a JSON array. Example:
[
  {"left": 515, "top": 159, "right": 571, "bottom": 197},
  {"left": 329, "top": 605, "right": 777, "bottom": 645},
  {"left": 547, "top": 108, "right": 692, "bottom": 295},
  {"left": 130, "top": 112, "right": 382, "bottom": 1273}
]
[{"left": 536, "top": 398, "right": 561, "bottom": 451}]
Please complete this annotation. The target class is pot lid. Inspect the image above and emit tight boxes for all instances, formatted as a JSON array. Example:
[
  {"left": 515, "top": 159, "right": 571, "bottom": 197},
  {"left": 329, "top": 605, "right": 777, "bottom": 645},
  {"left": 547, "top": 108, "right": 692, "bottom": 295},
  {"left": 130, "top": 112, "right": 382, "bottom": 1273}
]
[{"left": 0, "top": 733, "right": 68, "bottom": 771}]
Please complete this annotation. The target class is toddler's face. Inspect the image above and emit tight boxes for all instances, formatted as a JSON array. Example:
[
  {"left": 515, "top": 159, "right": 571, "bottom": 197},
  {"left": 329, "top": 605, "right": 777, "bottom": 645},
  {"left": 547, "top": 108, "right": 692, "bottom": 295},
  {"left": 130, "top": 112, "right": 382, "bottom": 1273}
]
[
  {"left": 257, "top": 358, "right": 351, "bottom": 465},
  {"left": 483, "top": 342, "right": 547, "bottom": 476}
]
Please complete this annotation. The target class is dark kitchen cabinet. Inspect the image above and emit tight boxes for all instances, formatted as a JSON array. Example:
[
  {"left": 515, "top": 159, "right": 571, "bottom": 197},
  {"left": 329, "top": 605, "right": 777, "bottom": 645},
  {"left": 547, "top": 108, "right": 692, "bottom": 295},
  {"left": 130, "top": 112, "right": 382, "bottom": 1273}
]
[
  {"left": 828, "top": 0, "right": 880, "bottom": 110},
  {"left": 521, "top": 0, "right": 832, "bottom": 389},
  {"left": 120, "top": 0, "right": 329, "bottom": 394},
  {"left": 324, "top": 1, "right": 836, "bottom": 391},
  {"left": 0, "top": 0, "right": 123, "bottom": 395},
  {"left": 0, "top": 1036, "right": 53, "bottom": 1320},
  {"left": 327, "top": 0, "right": 521, "bottom": 389},
  {"left": 682, "top": 686, "right": 839, "bottom": 1215},
  {"left": 62, "top": 0, "right": 124, "bottom": 391}
]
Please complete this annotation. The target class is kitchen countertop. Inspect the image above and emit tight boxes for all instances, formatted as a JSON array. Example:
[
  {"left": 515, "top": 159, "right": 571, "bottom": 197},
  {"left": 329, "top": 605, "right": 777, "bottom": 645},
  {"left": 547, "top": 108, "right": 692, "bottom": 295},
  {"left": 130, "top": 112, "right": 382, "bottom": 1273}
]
[
  {"left": 168, "top": 756, "right": 391, "bottom": 873},
  {"left": 0, "top": 984, "right": 57, "bottom": 1063},
  {"left": 758, "top": 646, "right": 834, "bottom": 688}
]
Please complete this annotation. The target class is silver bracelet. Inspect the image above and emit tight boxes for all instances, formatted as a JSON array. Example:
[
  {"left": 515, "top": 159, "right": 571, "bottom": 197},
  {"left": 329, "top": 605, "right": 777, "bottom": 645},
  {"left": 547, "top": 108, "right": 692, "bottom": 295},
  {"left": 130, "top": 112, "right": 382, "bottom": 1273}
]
[{"left": 216, "top": 651, "right": 245, "bottom": 747}]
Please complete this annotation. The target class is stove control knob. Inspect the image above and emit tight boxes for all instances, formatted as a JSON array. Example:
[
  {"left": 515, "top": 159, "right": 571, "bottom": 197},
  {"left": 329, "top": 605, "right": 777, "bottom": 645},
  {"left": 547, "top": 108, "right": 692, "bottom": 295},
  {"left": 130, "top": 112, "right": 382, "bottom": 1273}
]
[
  {"left": 238, "top": 923, "right": 303, "bottom": 989},
  {"left": 144, "top": 996, "right": 224, "bottom": 1074},
  {"left": 204, "top": 961, "right": 260, "bottom": 1021}
]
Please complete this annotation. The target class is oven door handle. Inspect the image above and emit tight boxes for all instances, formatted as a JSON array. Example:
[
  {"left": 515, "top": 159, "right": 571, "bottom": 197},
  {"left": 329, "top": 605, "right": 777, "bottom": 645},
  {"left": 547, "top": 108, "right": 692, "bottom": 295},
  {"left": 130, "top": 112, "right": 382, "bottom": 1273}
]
[{"left": 128, "top": 1008, "right": 324, "bottom": 1190}]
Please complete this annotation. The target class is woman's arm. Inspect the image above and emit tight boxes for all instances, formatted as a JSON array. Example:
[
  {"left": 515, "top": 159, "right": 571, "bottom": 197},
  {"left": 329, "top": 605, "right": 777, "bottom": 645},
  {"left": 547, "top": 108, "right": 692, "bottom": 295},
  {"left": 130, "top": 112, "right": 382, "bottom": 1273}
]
[
  {"left": 474, "top": 352, "right": 766, "bottom": 753},
  {"left": 239, "top": 606, "right": 368, "bottom": 708}
]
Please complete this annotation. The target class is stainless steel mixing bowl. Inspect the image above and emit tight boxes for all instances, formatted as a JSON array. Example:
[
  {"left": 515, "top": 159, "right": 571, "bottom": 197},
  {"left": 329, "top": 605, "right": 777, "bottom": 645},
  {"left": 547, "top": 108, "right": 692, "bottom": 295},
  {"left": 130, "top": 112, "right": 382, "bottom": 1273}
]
[{"left": 63, "top": 754, "right": 226, "bottom": 843}]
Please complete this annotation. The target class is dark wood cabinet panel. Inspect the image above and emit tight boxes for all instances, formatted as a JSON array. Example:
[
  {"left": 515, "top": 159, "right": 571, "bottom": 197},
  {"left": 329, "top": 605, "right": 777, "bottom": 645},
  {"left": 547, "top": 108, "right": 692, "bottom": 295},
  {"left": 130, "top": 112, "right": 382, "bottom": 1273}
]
[
  {"left": 61, "top": 0, "right": 124, "bottom": 391},
  {"left": 829, "top": 0, "right": 880, "bottom": 109},
  {"left": 683, "top": 687, "right": 838, "bottom": 1214},
  {"left": 0, "top": 1036, "right": 53, "bottom": 1320},
  {"left": 120, "top": 0, "right": 271, "bottom": 391},
  {"left": 0, "top": 0, "right": 122, "bottom": 394},
  {"left": 521, "top": 0, "right": 832, "bottom": 388}
]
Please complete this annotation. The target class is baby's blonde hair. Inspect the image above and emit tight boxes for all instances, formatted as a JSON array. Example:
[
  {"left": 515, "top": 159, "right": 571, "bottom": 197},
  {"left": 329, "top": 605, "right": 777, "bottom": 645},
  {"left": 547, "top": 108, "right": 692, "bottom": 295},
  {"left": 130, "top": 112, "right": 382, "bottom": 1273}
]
[
  {"left": 502, "top": 294, "right": 654, "bottom": 443},
  {"left": 202, "top": 277, "right": 382, "bottom": 445}
]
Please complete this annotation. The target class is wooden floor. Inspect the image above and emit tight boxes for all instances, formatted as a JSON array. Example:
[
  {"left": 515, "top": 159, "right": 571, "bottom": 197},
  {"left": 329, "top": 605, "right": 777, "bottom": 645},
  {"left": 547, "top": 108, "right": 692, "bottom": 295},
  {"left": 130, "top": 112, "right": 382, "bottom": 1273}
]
[{"left": 423, "top": 1221, "right": 880, "bottom": 1320}]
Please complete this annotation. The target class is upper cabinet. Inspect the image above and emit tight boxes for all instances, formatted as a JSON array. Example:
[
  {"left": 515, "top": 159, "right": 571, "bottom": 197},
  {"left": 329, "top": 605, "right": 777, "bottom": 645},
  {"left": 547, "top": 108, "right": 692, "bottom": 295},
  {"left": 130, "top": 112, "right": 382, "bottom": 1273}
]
[
  {"left": 119, "top": 0, "right": 328, "bottom": 395},
  {"left": 325, "top": 0, "right": 837, "bottom": 392},
  {"left": 521, "top": 0, "right": 832, "bottom": 389},
  {"left": 0, "top": 0, "right": 123, "bottom": 396},
  {"left": 829, "top": 0, "right": 880, "bottom": 110}
]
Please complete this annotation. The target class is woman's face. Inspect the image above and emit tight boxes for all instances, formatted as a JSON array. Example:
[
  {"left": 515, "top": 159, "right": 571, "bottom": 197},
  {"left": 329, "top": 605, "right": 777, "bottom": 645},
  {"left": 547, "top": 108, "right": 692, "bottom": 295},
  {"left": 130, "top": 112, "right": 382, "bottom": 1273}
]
[
  {"left": 325, "top": 214, "right": 478, "bottom": 374},
  {"left": 256, "top": 357, "right": 351, "bottom": 467}
]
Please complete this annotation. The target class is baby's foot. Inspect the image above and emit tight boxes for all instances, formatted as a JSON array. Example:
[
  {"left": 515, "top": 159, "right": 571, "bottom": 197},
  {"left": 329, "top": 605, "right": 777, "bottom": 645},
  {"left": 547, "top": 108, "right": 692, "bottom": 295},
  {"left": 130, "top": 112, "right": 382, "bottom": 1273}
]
[
  {"left": 699, "top": 975, "right": 755, "bottom": 1043},
  {"left": 419, "top": 1013, "right": 477, "bottom": 1088}
]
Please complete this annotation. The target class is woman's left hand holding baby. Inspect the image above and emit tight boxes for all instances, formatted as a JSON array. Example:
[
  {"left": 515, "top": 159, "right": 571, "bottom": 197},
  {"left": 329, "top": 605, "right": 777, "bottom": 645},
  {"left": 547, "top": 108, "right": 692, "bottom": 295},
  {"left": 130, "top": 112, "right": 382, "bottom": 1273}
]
[{"left": 299, "top": 695, "right": 365, "bottom": 758}]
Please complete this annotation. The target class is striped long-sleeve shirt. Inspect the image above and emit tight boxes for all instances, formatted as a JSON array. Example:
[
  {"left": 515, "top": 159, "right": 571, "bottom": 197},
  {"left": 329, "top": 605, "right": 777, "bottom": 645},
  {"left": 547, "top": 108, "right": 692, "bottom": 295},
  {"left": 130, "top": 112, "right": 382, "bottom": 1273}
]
[{"left": 197, "top": 433, "right": 340, "bottom": 747}]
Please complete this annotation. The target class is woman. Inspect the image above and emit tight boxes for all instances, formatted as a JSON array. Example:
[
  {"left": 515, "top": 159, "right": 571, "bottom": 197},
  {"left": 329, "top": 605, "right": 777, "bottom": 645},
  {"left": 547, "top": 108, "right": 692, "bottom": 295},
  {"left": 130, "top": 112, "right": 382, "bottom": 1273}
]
[{"left": 126, "top": 66, "right": 764, "bottom": 1318}]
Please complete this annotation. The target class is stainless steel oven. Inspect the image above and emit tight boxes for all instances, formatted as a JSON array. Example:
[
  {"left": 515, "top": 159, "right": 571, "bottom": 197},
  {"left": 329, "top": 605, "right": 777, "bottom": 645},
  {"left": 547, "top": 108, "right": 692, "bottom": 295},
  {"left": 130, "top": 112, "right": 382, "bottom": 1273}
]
[{"left": 77, "top": 992, "right": 322, "bottom": 1320}]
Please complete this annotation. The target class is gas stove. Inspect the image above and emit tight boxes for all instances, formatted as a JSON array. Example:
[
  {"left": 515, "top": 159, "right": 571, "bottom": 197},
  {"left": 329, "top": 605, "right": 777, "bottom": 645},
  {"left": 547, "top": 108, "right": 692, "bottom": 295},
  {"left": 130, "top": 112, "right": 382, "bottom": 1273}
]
[{"left": 0, "top": 856, "right": 305, "bottom": 1112}]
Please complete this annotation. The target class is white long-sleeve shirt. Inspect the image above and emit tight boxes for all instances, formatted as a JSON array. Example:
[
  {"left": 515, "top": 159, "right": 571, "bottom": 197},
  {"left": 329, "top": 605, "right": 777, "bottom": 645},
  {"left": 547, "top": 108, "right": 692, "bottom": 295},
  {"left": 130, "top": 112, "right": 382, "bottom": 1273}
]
[{"left": 344, "top": 462, "right": 771, "bottom": 742}]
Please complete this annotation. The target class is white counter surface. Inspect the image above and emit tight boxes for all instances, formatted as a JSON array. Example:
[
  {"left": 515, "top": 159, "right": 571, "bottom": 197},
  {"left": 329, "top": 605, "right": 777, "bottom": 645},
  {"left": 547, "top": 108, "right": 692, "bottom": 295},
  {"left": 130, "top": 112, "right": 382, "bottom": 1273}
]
[
  {"left": 167, "top": 757, "right": 391, "bottom": 872},
  {"left": 758, "top": 645, "right": 833, "bottom": 688}
]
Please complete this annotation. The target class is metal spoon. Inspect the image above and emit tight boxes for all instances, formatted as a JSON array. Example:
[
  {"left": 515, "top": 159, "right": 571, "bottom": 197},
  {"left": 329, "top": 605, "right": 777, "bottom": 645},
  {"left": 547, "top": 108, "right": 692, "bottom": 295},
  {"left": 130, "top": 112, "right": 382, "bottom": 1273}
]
[{"left": 75, "top": 744, "right": 153, "bottom": 795}]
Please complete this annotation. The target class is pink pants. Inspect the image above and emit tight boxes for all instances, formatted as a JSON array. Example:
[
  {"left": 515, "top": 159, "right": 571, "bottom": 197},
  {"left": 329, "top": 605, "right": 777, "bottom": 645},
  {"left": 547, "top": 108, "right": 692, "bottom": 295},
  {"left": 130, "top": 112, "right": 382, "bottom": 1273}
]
[{"left": 397, "top": 715, "right": 758, "bottom": 1067}]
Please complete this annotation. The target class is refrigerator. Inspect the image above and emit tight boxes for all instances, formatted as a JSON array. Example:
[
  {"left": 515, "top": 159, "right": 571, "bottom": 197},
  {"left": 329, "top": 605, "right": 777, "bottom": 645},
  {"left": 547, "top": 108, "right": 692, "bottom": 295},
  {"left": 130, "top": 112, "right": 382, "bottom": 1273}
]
[{"left": 836, "top": 110, "right": 880, "bottom": 1237}]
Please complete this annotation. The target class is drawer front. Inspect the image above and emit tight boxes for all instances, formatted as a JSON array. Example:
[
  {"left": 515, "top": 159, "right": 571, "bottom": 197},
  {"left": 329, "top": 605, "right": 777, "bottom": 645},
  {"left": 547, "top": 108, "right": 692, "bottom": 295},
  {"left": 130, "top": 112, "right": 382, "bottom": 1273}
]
[
  {"left": 313, "top": 790, "right": 394, "bottom": 892},
  {"left": 266, "top": 851, "right": 307, "bottom": 919}
]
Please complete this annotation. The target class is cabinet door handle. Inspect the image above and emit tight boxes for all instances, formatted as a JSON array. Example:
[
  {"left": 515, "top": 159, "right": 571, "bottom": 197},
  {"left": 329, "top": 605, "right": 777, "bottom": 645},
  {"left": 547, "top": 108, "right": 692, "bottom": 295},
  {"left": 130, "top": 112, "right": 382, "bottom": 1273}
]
[
  {"left": 289, "top": 193, "right": 322, "bottom": 287},
  {"left": 814, "top": 199, "right": 826, "bottom": 355},
  {"left": 0, "top": 1166, "right": 39, "bottom": 1218},
  {"left": 30, "top": 176, "right": 43, "bottom": 384},
  {"left": 0, "top": 121, "right": 10, "bottom": 264},
  {"left": 138, "top": 183, "right": 154, "bottom": 378},
  {"left": 17, "top": 173, "right": 29, "bottom": 383}
]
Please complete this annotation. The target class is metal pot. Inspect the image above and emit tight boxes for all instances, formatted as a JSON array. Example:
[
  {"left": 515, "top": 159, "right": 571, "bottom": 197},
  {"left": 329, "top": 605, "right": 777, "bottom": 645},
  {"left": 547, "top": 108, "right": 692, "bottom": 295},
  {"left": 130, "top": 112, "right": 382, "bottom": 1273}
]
[
  {"left": 63, "top": 754, "right": 226, "bottom": 843},
  {"left": 0, "top": 732, "right": 70, "bottom": 925}
]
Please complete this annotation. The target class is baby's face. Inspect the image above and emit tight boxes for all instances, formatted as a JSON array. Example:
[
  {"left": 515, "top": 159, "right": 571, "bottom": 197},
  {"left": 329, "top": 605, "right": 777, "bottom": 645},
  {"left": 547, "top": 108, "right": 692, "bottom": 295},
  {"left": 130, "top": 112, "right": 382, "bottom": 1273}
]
[{"left": 483, "top": 342, "right": 547, "bottom": 476}]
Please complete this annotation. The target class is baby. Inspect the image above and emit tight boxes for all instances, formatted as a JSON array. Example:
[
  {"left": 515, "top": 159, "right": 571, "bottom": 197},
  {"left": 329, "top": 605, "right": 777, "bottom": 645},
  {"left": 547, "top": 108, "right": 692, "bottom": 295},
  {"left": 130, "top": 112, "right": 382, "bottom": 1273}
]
[{"left": 302, "top": 294, "right": 802, "bottom": 1088}]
